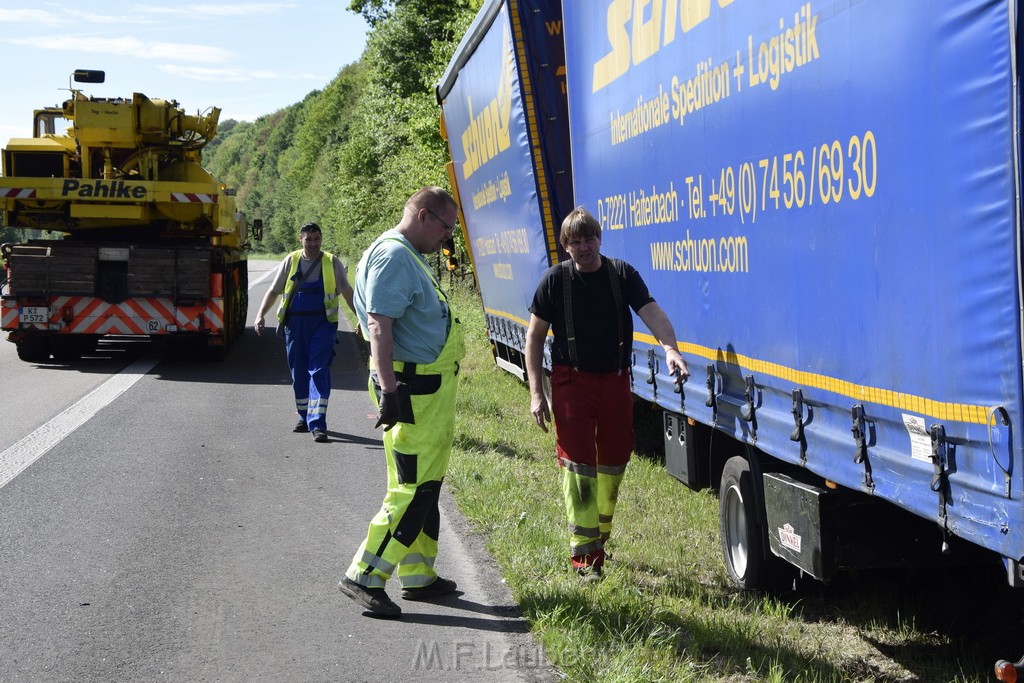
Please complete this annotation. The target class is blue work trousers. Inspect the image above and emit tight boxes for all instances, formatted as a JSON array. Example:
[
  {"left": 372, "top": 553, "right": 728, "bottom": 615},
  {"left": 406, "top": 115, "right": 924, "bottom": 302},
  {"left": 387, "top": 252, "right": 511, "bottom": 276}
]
[{"left": 285, "top": 282, "right": 336, "bottom": 432}]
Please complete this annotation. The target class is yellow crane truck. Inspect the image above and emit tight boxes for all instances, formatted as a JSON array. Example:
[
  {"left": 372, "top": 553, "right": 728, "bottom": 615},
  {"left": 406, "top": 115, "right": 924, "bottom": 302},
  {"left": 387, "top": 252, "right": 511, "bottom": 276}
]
[{"left": 0, "top": 70, "right": 260, "bottom": 362}]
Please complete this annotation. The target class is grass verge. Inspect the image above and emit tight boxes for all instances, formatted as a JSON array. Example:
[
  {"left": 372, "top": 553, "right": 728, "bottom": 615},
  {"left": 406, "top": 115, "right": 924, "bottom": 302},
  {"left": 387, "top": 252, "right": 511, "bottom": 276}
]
[{"left": 443, "top": 284, "right": 1024, "bottom": 683}]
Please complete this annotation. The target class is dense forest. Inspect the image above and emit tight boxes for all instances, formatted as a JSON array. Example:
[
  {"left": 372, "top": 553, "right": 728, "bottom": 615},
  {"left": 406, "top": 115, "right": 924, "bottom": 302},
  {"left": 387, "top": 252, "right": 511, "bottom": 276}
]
[{"left": 203, "top": 0, "right": 481, "bottom": 266}]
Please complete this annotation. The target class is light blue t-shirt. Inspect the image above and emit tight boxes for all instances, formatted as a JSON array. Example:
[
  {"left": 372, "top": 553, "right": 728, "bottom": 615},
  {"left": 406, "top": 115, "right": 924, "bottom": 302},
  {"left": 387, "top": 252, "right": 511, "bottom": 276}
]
[{"left": 354, "top": 231, "right": 449, "bottom": 364}]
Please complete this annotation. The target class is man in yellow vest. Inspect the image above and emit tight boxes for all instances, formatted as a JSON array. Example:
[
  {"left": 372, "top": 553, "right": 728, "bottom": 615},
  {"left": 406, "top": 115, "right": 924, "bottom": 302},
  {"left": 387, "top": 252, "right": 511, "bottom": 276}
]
[
  {"left": 338, "top": 187, "right": 465, "bottom": 619},
  {"left": 254, "top": 222, "right": 355, "bottom": 442}
]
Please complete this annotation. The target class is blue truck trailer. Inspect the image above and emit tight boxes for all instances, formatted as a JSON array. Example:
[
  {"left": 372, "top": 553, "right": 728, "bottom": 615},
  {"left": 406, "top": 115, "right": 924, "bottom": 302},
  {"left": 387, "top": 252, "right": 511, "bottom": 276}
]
[
  {"left": 438, "top": 0, "right": 1024, "bottom": 605},
  {"left": 436, "top": 0, "right": 573, "bottom": 380}
]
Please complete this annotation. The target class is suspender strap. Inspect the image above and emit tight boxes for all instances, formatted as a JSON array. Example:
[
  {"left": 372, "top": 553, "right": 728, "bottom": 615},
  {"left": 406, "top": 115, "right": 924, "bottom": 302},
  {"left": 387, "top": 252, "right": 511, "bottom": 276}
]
[
  {"left": 607, "top": 259, "right": 625, "bottom": 368},
  {"left": 561, "top": 261, "right": 577, "bottom": 369},
  {"left": 561, "top": 257, "right": 626, "bottom": 371},
  {"left": 280, "top": 252, "right": 324, "bottom": 324}
]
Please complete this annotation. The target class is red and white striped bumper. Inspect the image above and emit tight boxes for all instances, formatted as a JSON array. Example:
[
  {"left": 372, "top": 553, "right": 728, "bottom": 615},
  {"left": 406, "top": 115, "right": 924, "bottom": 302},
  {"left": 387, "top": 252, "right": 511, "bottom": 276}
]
[{"left": 1, "top": 296, "right": 225, "bottom": 335}]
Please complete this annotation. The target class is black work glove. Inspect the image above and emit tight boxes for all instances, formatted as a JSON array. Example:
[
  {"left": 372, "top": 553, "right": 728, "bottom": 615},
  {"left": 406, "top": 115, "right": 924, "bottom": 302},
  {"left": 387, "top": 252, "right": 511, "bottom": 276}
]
[{"left": 375, "top": 383, "right": 411, "bottom": 431}]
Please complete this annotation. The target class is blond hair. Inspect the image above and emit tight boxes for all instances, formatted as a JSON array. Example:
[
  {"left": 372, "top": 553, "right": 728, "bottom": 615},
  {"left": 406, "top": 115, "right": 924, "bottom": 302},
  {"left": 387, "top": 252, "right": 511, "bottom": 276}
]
[{"left": 559, "top": 206, "right": 601, "bottom": 248}]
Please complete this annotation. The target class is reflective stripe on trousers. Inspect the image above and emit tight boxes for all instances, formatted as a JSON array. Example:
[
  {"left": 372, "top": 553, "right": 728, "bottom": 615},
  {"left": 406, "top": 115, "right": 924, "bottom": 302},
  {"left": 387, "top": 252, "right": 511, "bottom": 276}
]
[
  {"left": 551, "top": 366, "right": 633, "bottom": 568},
  {"left": 285, "top": 317, "right": 336, "bottom": 433},
  {"left": 286, "top": 277, "right": 336, "bottom": 433},
  {"left": 563, "top": 467, "right": 625, "bottom": 567},
  {"left": 345, "top": 320, "right": 464, "bottom": 588}
]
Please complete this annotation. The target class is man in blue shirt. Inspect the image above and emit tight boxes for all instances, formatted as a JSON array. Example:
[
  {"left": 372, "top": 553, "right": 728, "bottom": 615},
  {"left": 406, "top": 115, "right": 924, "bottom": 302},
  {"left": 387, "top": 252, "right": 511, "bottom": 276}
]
[{"left": 339, "top": 187, "right": 465, "bottom": 619}]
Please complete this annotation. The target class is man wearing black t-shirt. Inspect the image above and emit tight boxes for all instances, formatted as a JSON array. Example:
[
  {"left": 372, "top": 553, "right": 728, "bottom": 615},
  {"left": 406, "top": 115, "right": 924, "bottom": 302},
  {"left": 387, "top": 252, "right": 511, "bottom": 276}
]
[{"left": 525, "top": 207, "right": 689, "bottom": 579}]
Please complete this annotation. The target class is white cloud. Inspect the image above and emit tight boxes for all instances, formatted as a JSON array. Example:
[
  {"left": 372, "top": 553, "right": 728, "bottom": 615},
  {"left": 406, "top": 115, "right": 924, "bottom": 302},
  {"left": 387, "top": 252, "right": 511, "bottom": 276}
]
[
  {"left": 59, "top": 9, "right": 155, "bottom": 25},
  {"left": 160, "top": 65, "right": 256, "bottom": 83},
  {"left": 0, "top": 9, "right": 66, "bottom": 25},
  {"left": 0, "top": 7, "right": 156, "bottom": 26},
  {"left": 160, "top": 64, "right": 322, "bottom": 83},
  {"left": 0, "top": 2, "right": 298, "bottom": 26},
  {"left": 7, "top": 36, "right": 234, "bottom": 63},
  {"left": 139, "top": 3, "right": 297, "bottom": 18},
  {"left": 0, "top": 1, "right": 367, "bottom": 128}
]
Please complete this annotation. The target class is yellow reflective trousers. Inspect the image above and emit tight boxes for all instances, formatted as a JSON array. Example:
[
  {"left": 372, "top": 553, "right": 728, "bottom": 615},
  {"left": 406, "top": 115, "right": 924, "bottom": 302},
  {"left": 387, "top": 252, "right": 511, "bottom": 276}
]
[
  {"left": 345, "top": 320, "right": 465, "bottom": 588},
  {"left": 562, "top": 462, "right": 626, "bottom": 569}
]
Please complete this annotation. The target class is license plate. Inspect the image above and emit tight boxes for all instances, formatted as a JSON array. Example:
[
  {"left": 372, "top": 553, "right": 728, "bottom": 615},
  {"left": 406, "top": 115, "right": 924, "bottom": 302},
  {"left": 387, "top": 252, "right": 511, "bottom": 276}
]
[{"left": 19, "top": 306, "right": 48, "bottom": 324}]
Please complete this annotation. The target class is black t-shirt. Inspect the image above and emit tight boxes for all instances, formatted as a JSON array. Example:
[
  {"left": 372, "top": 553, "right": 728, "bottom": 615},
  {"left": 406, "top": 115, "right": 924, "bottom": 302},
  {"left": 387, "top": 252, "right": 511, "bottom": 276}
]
[{"left": 530, "top": 256, "right": 654, "bottom": 373}]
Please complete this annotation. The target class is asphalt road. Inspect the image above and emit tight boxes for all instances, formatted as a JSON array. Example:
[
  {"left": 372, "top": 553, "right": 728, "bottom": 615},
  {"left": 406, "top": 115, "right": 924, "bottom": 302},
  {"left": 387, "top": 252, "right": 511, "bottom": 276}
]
[{"left": 0, "top": 260, "right": 556, "bottom": 683}]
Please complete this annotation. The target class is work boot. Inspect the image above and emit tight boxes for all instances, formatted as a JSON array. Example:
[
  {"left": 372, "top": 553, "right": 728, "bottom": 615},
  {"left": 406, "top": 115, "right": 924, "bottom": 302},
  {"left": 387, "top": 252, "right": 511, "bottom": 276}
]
[
  {"left": 401, "top": 577, "right": 458, "bottom": 601},
  {"left": 338, "top": 578, "right": 401, "bottom": 618},
  {"left": 293, "top": 419, "right": 308, "bottom": 433},
  {"left": 576, "top": 565, "right": 603, "bottom": 583},
  {"left": 312, "top": 429, "right": 328, "bottom": 443}
]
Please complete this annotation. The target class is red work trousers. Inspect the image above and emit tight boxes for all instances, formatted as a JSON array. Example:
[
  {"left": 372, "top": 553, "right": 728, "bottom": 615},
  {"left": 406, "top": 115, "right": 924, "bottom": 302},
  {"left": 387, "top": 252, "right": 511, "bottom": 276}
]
[{"left": 550, "top": 365, "right": 634, "bottom": 569}]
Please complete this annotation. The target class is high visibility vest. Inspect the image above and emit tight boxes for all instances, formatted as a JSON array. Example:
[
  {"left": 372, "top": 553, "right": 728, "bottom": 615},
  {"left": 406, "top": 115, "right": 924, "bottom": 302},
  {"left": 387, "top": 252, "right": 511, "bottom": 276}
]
[{"left": 276, "top": 250, "right": 339, "bottom": 325}]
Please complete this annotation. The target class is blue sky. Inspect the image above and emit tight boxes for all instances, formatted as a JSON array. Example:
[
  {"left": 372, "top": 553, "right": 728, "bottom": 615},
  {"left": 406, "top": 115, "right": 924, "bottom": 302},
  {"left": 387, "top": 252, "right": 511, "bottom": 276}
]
[{"left": 0, "top": 2, "right": 369, "bottom": 143}]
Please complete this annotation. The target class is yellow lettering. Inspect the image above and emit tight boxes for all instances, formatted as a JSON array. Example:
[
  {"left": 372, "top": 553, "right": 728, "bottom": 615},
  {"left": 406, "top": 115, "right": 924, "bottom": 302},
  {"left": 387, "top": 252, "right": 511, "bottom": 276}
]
[
  {"left": 460, "top": 26, "right": 515, "bottom": 179},
  {"left": 593, "top": 0, "right": 633, "bottom": 93},
  {"left": 680, "top": 0, "right": 711, "bottom": 32},
  {"left": 648, "top": 231, "right": 749, "bottom": 273},
  {"left": 492, "top": 263, "right": 514, "bottom": 280},
  {"left": 594, "top": 0, "right": 742, "bottom": 93},
  {"left": 631, "top": 0, "right": 662, "bottom": 66}
]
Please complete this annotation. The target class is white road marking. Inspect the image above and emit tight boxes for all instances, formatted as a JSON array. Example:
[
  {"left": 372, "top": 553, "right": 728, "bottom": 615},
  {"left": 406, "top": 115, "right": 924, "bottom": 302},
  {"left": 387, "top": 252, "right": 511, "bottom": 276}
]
[
  {"left": 249, "top": 267, "right": 275, "bottom": 288},
  {"left": 1, "top": 264, "right": 272, "bottom": 490},
  {"left": 0, "top": 355, "right": 160, "bottom": 490}
]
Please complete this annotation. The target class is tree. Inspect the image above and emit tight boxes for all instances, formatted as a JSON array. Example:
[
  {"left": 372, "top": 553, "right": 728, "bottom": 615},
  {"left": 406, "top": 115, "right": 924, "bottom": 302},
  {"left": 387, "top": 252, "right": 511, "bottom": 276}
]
[{"left": 202, "top": 0, "right": 481, "bottom": 263}]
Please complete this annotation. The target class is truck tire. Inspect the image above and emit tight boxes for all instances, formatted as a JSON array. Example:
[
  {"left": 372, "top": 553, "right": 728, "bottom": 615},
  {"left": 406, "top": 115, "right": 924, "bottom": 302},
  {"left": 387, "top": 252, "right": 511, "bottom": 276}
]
[
  {"left": 51, "top": 335, "right": 95, "bottom": 362},
  {"left": 719, "top": 455, "right": 775, "bottom": 590},
  {"left": 234, "top": 265, "right": 249, "bottom": 342},
  {"left": 16, "top": 335, "right": 51, "bottom": 363},
  {"left": 202, "top": 338, "right": 227, "bottom": 361}
]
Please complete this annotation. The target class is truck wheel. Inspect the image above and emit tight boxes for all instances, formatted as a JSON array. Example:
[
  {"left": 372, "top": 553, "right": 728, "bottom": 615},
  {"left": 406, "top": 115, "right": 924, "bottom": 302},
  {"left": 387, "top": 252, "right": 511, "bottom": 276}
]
[
  {"left": 234, "top": 266, "right": 248, "bottom": 341},
  {"left": 51, "top": 336, "right": 93, "bottom": 362},
  {"left": 16, "top": 335, "right": 51, "bottom": 363},
  {"left": 222, "top": 266, "right": 237, "bottom": 347},
  {"left": 719, "top": 455, "right": 773, "bottom": 590},
  {"left": 202, "top": 340, "right": 227, "bottom": 361}
]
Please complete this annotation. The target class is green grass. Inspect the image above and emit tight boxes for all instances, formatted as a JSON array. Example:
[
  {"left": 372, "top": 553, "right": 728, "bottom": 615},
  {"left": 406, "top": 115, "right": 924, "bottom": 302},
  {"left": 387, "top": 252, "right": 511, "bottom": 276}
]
[{"left": 443, "top": 284, "right": 1024, "bottom": 683}]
